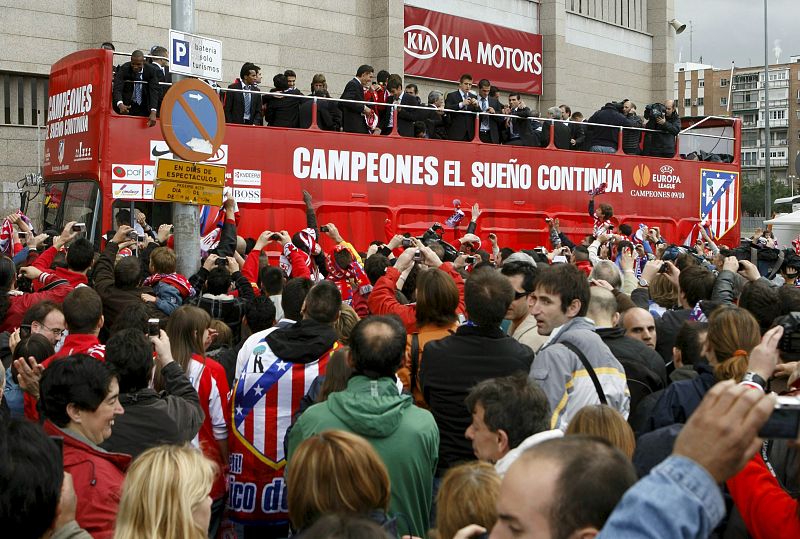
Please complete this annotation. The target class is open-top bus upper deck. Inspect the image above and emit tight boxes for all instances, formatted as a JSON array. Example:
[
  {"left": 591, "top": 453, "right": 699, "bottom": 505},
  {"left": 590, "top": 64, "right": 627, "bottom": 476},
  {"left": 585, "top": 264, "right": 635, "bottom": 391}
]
[{"left": 42, "top": 49, "right": 742, "bottom": 250}]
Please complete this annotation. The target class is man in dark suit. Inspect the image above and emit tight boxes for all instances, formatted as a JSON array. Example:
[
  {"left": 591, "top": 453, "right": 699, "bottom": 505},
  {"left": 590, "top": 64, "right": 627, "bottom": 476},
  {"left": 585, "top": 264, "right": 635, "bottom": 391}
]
[
  {"left": 540, "top": 106, "right": 572, "bottom": 149},
  {"left": 568, "top": 111, "right": 586, "bottom": 150},
  {"left": 148, "top": 46, "right": 171, "bottom": 114},
  {"left": 445, "top": 74, "right": 480, "bottom": 141},
  {"left": 299, "top": 89, "right": 342, "bottom": 131},
  {"left": 112, "top": 50, "right": 160, "bottom": 127},
  {"left": 224, "top": 62, "right": 262, "bottom": 125},
  {"left": 283, "top": 69, "right": 303, "bottom": 96},
  {"left": 340, "top": 64, "right": 374, "bottom": 134},
  {"left": 475, "top": 79, "right": 504, "bottom": 144},
  {"left": 264, "top": 73, "right": 300, "bottom": 128},
  {"left": 396, "top": 83, "right": 422, "bottom": 137},
  {"left": 503, "top": 93, "right": 539, "bottom": 147}
]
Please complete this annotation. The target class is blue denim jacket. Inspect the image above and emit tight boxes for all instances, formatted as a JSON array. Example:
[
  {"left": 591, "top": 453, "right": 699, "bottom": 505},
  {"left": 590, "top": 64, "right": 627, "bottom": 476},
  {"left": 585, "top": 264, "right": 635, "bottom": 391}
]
[{"left": 598, "top": 456, "right": 724, "bottom": 538}]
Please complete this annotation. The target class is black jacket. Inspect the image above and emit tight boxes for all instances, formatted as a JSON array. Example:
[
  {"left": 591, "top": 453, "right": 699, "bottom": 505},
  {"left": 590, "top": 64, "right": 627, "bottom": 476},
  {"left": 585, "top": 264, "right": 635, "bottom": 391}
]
[
  {"left": 223, "top": 80, "right": 262, "bottom": 125},
  {"left": 596, "top": 327, "right": 666, "bottom": 415},
  {"left": 187, "top": 269, "right": 255, "bottom": 343},
  {"left": 264, "top": 90, "right": 301, "bottom": 128},
  {"left": 540, "top": 120, "right": 571, "bottom": 149},
  {"left": 112, "top": 61, "right": 161, "bottom": 115},
  {"left": 419, "top": 324, "right": 533, "bottom": 475},
  {"left": 506, "top": 107, "right": 539, "bottom": 146},
  {"left": 476, "top": 96, "right": 504, "bottom": 144},
  {"left": 299, "top": 98, "right": 342, "bottom": 131},
  {"left": 340, "top": 78, "right": 369, "bottom": 134},
  {"left": 586, "top": 103, "right": 634, "bottom": 150},
  {"left": 266, "top": 319, "right": 338, "bottom": 363},
  {"left": 644, "top": 362, "right": 716, "bottom": 433},
  {"left": 444, "top": 90, "right": 480, "bottom": 141},
  {"left": 100, "top": 361, "right": 204, "bottom": 458},
  {"left": 396, "top": 92, "right": 422, "bottom": 137},
  {"left": 569, "top": 122, "right": 586, "bottom": 150},
  {"left": 643, "top": 111, "right": 681, "bottom": 157},
  {"left": 622, "top": 112, "right": 644, "bottom": 154},
  {"left": 420, "top": 105, "right": 449, "bottom": 139}
]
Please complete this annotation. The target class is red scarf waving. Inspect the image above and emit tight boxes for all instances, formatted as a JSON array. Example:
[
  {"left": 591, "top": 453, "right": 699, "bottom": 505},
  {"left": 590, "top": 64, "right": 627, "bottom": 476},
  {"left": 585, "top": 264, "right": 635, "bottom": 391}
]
[{"left": 325, "top": 245, "right": 372, "bottom": 304}]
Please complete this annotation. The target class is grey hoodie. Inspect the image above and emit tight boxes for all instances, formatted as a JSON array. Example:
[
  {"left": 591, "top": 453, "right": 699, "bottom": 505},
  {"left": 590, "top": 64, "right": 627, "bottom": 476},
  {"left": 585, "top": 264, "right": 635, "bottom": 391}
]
[{"left": 529, "top": 317, "right": 630, "bottom": 430}]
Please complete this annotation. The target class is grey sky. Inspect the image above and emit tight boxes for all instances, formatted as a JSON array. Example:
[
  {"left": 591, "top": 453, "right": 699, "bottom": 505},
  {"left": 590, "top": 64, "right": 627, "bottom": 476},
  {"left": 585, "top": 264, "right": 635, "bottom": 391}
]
[{"left": 674, "top": 0, "right": 800, "bottom": 68}]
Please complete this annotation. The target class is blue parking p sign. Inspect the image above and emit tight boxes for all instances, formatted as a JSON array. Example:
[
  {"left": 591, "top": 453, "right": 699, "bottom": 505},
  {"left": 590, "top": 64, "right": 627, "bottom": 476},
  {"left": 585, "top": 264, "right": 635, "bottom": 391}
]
[
  {"left": 169, "top": 29, "right": 222, "bottom": 81},
  {"left": 173, "top": 39, "right": 189, "bottom": 67}
]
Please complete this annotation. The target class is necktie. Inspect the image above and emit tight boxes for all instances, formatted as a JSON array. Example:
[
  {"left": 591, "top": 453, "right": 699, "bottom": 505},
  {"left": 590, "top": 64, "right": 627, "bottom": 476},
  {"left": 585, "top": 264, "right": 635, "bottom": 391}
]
[
  {"left": 133, "top": 72, "right": 143, "bottom": 105},
  {"left": 481, "top": 97, "right": 489, "bottom": 130},
  {"left": 243, "top": 85, "right": 251, "bottom": 120}
]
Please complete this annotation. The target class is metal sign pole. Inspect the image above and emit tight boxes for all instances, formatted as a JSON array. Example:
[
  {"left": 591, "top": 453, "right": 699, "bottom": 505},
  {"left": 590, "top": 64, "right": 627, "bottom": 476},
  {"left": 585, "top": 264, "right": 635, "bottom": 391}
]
[{"left": 171, "top": 0, "right": 201, "bottom": 276}]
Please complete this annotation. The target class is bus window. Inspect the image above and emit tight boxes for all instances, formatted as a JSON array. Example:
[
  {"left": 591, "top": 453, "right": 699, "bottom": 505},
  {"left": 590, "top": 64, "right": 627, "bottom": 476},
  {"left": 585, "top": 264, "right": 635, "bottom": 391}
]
[{"left": 42, "top": 181, "right": 101, "bottom": 245}]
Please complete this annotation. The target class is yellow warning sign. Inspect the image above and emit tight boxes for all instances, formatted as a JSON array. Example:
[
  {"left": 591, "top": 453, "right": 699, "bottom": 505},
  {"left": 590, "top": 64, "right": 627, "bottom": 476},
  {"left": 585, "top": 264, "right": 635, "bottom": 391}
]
[
  {"left": 153, "top": 180, "right": 223, "bottom": 206},
  {"left": 156, "top": 158, "right": 225, "bottom": 188}
]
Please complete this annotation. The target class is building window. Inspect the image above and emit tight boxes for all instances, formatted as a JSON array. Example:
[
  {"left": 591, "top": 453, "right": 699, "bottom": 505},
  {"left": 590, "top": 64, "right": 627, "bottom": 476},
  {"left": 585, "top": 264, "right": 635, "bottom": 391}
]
[
  {"left": 697, "top": 97, "right": 704, "bottom": 106},
  {"left": 721, "top": 78, "right": 729, "bottom": 87},
  {"left": 685, "top": 79, "right": 692, "bottom": 89},
  {"left": 699, "top": 79, "right": 705, "bottom": 87},
  {"left": 684, "top": 98, "right": 691, "bottom": 107},
  {"left": 720, "top": 97, "right": 728, "bottom": 106}
]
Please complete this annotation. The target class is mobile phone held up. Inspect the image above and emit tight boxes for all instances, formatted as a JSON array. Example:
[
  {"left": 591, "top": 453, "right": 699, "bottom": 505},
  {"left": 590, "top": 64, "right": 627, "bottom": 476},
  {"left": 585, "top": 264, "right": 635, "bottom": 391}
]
[
  {"left": 758, "top": 396, "right": 800, "bottom": 439},
  {"left": 147, "top": 318, "right": 160, "bottom": 337}
]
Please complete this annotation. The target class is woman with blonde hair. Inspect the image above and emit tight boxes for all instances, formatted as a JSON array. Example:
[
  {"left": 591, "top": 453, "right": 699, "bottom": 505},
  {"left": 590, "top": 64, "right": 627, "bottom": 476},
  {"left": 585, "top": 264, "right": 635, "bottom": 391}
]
[
  {"left": 433, "top": 461, "right": 501, "bottom": 539},
  {"left": 646, "top": 305, "right": 761, "bottom": 432},
  {"left": 565, "top": 404, "right": 636, "bottom": 459},
  {"left": 159, "top": 305, "right": 230, "bottom": 536},
  {"left": 287, "top": 430, "right": 392, "bottom": 533},
  {"left": 113, "top": 445, "right": 216, "bottom": 539}
]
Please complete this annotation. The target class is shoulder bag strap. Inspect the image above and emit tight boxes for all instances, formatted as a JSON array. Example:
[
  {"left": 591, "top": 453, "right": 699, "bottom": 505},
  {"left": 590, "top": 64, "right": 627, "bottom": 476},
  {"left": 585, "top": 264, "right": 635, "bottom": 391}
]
[
  {"left": 409, "top": 333, "right": 420, "bottom": 395},
  {"left": 560, "top": 341, "right": 608, "bottom": 405}
]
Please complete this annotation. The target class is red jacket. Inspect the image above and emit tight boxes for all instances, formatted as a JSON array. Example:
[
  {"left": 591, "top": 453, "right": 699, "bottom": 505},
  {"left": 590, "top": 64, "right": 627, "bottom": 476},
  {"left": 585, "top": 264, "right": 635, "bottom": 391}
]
[
  {"left": 367, "top": 262, "right": 465, "bottom": 333},
  {"left": 0, "top": 283, "right": 73, "bottom": 333},
  {"left": 727, "top": 453, "right": 800, "bottom": 538},
  {"left": 25, "top": 334, "right": 106, "bottom": 420},
  {"left": 31, "top": 246, "right": 89, "bottom": 290},
  {"left": 44, "top": 421, "right": 130, "bottom": 539}
]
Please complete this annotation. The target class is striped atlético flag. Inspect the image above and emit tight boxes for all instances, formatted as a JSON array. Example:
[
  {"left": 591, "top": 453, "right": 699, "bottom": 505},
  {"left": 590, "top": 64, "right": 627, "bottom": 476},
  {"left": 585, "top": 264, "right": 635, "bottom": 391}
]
[{"left": 700, "top": 169, "right": 739, "bottom": 240}]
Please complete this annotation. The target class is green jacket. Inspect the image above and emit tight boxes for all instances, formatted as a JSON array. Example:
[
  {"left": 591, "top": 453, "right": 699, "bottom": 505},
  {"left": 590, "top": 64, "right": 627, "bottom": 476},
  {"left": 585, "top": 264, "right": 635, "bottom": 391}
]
[{"left": 287, "top": 375, "right": 439, "bottom": 537}]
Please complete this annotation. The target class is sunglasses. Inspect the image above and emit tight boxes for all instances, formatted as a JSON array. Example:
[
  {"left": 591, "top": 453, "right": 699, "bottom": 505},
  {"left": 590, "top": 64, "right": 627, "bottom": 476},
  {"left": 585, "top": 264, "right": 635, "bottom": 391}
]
[{"left": 514, "top": 290, "right": 530, "bottom": 300}]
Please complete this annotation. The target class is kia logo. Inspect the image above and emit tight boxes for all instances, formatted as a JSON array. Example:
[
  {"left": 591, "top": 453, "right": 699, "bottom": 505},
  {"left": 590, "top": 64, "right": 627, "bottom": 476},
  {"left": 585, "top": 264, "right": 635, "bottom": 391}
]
[{"left": 404, "top": 25, "right": 439, "bottom": 60}]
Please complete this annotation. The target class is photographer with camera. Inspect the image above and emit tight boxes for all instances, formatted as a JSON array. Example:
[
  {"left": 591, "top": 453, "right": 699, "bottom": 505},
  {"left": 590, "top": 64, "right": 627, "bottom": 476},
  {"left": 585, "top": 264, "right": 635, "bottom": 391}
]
[
  {"left": 586, "top": 101, "right": 637, "bottom": 153},
  {"left": 643, "top": 100, "right": 680, "bottom": 158}
]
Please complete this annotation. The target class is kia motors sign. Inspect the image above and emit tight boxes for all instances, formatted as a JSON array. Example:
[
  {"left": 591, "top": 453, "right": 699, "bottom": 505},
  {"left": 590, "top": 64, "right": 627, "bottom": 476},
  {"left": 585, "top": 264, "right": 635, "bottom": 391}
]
[{"left": 403, "top": 6, "right": 543, "bottom": 95}]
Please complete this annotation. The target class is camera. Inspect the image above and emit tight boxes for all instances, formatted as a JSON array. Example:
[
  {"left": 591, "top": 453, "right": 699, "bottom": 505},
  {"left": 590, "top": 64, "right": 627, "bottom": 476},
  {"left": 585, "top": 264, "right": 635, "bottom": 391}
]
[
  {"left": 127, "top": 230, "right": 138, "bottom": 240},
  {"left": 216, "top": 257, "right": 228, "bottom": 267},
  {"left": 464, "top": 255, "right": 476, "bottom": 264},
  {"left": 147, "top": 318, "right": 160, "bottom": 337},
  {"left": 758, "top": 396, "right": 800, "bottom": 439},
  {"left": 269, "top": 233, "right": 282, "bottom": 241},
  {"left": 137, "top": 235, "right": 145, "bottom": 242},
  {"left": 776, "top": 312, "right": 800, "bottom": 354},
  {"left": 413, "top": 249, "right": 423, "bottom": 262},
  {"left": 402, "top": 237, "right": 413, "bottom": 248},
  {"left": 657, "top": 263, "right": 669, "bottom": 274},
  {"left": 320, "top": 225, "right": 329, "bottom": 233},
  {"left": 645, "top": 102, "right": 667, "bottom": 120},
  {"left": 17, "top": 231, "right": 26, "bottom": 239},
  {"left": 72, "top": 222, "right": 86, "bottom": 233}
]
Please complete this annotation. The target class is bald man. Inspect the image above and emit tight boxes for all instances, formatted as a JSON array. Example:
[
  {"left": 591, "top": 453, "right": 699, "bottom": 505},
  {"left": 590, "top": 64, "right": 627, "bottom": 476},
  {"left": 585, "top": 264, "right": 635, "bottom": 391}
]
[
  {"left": 643, "top": 99, "right": 680, "bottom": 158},
  {"left": 622, "top": 307, "right": 657, "bottom": 350}
]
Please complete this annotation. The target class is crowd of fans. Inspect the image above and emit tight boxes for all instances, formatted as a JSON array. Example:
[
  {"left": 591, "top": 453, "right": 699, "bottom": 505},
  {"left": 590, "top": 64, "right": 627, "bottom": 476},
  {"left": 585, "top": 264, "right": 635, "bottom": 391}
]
[
  {"left": 107, "top": 42, "right": 682, "bottom": 157},
  {"left": 1, "top": 179, "right": 800, "bottom": 539}
]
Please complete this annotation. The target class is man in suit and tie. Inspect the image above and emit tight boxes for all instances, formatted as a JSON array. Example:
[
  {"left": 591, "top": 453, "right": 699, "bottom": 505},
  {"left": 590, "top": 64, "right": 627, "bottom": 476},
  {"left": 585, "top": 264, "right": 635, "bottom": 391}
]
[
  {"left": 421, "top": 91, "right": 448, "bottom": 140},
  {"left": 475, "top": 79, "right": 504, "bottom": 144},
  {"left": 340, "top": 64, "right": 374, "bottom": 134},
  {"left": 503, "top": 93, "right": 539, "bottom": 147},
  {"left": 112, "top": 50, "right": 160, "bottom": 127},
  {"left": 148, "top": 46, "right": 171, "bottom": 113},
  {"left": 445, "top": 74, "right": 480, "bottom": 141},
  {"left": 224, "top": 63, "right": 262, "bottom": 125}
]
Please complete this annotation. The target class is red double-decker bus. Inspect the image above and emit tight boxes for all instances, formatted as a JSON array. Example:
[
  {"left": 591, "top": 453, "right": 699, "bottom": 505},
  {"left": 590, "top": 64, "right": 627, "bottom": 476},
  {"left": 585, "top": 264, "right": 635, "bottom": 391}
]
[{"left": 42, "top": 49, "right": 742, "bottom": 250}]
